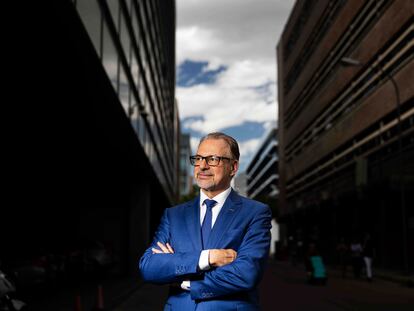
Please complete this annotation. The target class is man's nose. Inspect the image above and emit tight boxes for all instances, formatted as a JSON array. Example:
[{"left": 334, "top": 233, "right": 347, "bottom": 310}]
[{"left": 199, "top": 158, "right": 210, "bottom": 169}]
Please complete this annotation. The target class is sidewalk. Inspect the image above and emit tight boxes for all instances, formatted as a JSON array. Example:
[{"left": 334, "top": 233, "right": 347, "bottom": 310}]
[
  {"left": 110, "top": 260, "right": 413, "bottom": 311},
  {"left": 372, "top": 268, "right": 414, "bottom": 287},
  {"left": 326, "top": 263, "right": 414, "bottom": 287},
  {"left": 112, "top": 283, "right": 168, "bottom": 311},
  {"left": 28, "top": 274, "right": 143, "bottom": 311},
  {"left": 261, "top": 260, "right": 414, "bottom": 311}
]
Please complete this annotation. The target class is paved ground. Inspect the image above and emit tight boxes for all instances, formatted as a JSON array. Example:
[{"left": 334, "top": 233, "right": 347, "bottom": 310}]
[
  {"left": 113, "top": 261, "right": 414, "bottom": 311},
  {"left": 25, "top": 260, "right": 413, "bottom": 310},
  {"left": 260, "top": 261, "right": 414, "bottom": 311},
  {"left": 26, "top": 275, "right": 141, "bottom": 311},
  {"left": 112, "top": 283, "right": 168, "bottom": 311}
]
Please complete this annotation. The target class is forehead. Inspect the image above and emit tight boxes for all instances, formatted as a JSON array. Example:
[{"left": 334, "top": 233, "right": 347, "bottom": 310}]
[{"left": 197, "top": 138, "right": 231, "bottom": 155}]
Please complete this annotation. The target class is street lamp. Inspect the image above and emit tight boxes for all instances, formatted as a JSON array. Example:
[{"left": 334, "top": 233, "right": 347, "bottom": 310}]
[{"left": 339, "top": 56, "right": 408, "bottom": 274}]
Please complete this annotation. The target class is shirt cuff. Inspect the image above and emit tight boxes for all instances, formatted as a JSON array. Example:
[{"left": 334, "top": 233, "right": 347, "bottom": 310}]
[
  {"left": 181, "top": 280, "right": 191, "bottom": 290},
  {"left": 198, "top": 249, "right": 211, "bottom": 271}
]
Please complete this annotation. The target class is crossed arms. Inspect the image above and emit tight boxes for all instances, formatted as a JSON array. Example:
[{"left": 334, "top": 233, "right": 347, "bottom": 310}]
[
  {"left": 139, "top": 205, "right": 271, "bottom": 300},
  {"left": 153, "top": 241, "right": 237, "bottom": 268}
]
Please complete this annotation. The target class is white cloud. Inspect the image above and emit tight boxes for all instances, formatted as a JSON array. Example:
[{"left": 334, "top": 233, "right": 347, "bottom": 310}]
[
  {"left": 176, "top": 0, "right": 296, "bottom": 65},
  {"left": 176, "top": 0, "right": 295, "bottom": 170},
  {"left": 176, "top": 26, "right": 221, "bottom": 62},
  {"left": 238, "top": 137, "right": 264, "bottom": 171},
  {"left": 190, "top": 136, "right": 200, "bottom": 156},
  {"left": 239, "top": 137, "right": 263, "bottom": 158},
  {"left": 177, "top": 59, "right": 278, "bottom": 133}
]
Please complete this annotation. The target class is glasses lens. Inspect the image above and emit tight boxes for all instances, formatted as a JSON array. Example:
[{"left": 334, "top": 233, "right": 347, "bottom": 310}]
[
  {"left": 207, "top": 156, "right": 219, "bottom": 166},
  {"left": 190, "top": 156, "right": 201, "bottom": 165},
  {"left": 190, "top": 156, "right": 224, "bottom": 166}
]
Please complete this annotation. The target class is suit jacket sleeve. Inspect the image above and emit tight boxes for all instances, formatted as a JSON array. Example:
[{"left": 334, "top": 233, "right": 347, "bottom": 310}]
[
  {"left": 139, "top": 208, "right": 201, "bottom": 284},
  {"left": 190, "top": 204, "right": 271, "bottom": 300}
]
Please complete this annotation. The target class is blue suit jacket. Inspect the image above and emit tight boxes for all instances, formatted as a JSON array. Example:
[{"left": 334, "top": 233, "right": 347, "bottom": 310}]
[{"left": 139, "top": 190, "right": 271, "bottom": 311}]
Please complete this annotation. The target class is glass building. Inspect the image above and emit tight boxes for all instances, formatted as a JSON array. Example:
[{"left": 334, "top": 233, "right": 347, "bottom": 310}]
[
  {"left": 75, "top": 0, "right": 178, "bottom": 202},
  {"left": 4, "top": 0, "right": 179, "bottom": 294}
]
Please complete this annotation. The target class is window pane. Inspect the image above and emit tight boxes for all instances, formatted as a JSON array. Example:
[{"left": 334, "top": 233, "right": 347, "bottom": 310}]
[
  {"left": 119, "top": 66, "right": 129, "bottom": 115},
  {"left": 76, "top": 0, "right": 101, "bottom": 55},
  {"left": 102, "top": 20, "right": 118, "bottom": 92},
  {"left": 107, "top": 0, "right": 119, "bottom": 32},
  {"left": 119, "top": 6, "right": 131, "bottom": 66}
]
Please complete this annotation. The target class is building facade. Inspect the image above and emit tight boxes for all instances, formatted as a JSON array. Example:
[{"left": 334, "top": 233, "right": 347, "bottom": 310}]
[
  {"left": 277, "top": 0, "right": 413, "bottom": 271},
  {"left": 179, "top": 133, "right": 193, "bottom": 197},
  {"left": 246, "top": 128, "right": 279, "bottom": 257},
  {"left": 246, "top": 128, "right": 279, "bottom": 202},
  {"left": 4, "top": 0, "right": 178, "bottom": 289},
  {"left": 234, "top": 172, "right": 248, "bottom": 197},
  {"left": 76, "top": 0, "right": 178, "bottom": 202}
]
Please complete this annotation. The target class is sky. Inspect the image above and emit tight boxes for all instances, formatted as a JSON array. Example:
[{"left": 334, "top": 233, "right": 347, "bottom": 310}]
[{"left": 176, "top": 0, "right": 296, "bottom": 172}]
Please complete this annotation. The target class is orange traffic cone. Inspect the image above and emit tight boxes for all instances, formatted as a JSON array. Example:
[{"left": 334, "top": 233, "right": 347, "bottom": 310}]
[
  {"left": 74, "top": 294, "right": 82, "bottom": 311},
  {"left": 92, "top": 284, "right": 106, "bottom": 311}
]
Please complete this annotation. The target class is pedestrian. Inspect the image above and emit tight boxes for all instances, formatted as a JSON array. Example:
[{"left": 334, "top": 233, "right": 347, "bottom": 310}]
[
  {"left": 362, "top": 233, "right": 375, "bottom": 282},
  {"left": 350, "top": 238, "right": 363, "bottom": 279},
  {"left": 139, "top": 132, "right": 272, "bottom": 310},
  {"left": 304, "top": 243, "right": 327, "bottom": 285}
]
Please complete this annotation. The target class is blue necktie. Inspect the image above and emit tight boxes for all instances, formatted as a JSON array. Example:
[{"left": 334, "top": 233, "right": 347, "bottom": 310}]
[{"left": 201, "top": 199, "right": 217, "bottom": 248}]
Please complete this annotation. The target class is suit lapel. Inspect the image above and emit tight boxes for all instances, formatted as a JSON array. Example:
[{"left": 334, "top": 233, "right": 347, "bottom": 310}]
[
  {"left": 185, "top": 196, "right": 202, "bottom": 250},
  {"left": 207, "top": 190, "right": 242, "bottom": 249}
]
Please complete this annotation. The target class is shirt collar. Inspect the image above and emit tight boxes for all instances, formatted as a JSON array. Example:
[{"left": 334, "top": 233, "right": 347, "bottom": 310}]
[{"left": 200, "top": 187, "right": 232, "bottom": 207}]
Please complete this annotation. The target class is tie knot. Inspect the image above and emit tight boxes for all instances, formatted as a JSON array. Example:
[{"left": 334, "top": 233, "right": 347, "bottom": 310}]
[{"left": 204, "top": 199, "right": 217, "bottom": 210}]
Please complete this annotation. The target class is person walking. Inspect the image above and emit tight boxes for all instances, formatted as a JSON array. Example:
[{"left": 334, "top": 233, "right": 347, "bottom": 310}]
[
  {"left": 304, "top": 243, "right": 327, "bottom": 285},
  {"left": 350, "top": 238, "right": 363, "bottom": 279},
  {"left": 362, "top": 233, "right": 375, "bottom": 282}
]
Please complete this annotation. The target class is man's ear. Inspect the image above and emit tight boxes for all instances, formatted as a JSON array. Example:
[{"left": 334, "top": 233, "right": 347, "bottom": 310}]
[{"left": 230, "top": 160, "right": 239, "bottom": 176}]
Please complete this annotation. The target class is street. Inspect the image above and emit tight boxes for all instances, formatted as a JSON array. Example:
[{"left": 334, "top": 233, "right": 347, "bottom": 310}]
[
  {"left": 260, "top": 261, "right": 414, "bottom": 311},
  {"left": 114, "top": 261, "right": 414, "bottom": 311}
]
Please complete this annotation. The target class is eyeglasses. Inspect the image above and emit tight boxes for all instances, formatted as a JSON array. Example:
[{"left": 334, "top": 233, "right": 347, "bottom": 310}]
[{"left": 189, "top": 155, "right": 233, "bottom": 166}]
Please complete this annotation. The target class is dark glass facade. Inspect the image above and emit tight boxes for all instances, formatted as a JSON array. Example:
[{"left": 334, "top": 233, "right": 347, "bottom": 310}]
[
  {"left": 75, "top": 0, "right": 178, "bottom": 201},
  {"left": 4, "top": 1, "right": 178, "bottom": 305}
]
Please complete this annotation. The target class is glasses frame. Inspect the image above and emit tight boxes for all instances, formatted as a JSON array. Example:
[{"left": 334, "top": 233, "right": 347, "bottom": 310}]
[{"left": 189, "top": 155, "right": 233, "bottom": 167}]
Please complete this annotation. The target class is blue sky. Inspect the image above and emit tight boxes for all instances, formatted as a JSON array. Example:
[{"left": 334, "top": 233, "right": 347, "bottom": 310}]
[
  {"left": 178, "top": 60, "right": 227, "bottom": 87},
  {"left": 176, "top": 0, "right": 295, "bottom": 172}
]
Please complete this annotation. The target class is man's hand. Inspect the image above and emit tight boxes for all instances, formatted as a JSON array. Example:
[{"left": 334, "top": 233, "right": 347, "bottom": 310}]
[
  {"left": 209, "top": 249, "right": 237, "bottom": 267},
  {"left": 152, "top": 241, "right": 174, "bottom": 254}
]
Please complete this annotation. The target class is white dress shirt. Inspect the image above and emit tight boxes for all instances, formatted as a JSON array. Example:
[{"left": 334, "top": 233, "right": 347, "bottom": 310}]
[{"left": 181, "top": 187, "right": 232, "bottom": 290}]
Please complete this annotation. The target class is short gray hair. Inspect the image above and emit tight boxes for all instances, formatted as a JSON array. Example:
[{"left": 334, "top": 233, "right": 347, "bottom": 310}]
[{"left": 199, "top": 132, "right": 240, "bottom": 160}]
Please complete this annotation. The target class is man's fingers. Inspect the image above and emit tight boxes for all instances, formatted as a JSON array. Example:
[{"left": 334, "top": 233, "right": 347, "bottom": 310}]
[
  {"left": 152, "top": 248, "right": 162, "bottom": 254},
  {"left": 224, "top": 250, "right": 237, "bottom": 262},
  {"left": 157, "top": 241, "right": 169, "bottom": 253},
  {"left": 229, "top": 249, "right": 237, "bottom": 259},
  {"left": 209, "top": 249, "right": 238, "bottom": 267},
  {"left": 223, "top": 249, "right": 236, "bottom": 258},
  {"left": 166, "top": 243, "right": 175, "bottom": 253},
  {"left": 157, "top": 241, "right": 175, "bottom": 253}
]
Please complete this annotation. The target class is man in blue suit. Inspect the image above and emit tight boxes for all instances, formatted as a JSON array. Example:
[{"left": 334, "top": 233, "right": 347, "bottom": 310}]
[{"left": 139, "top": 132, "right": 271, "bottom": 310}]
